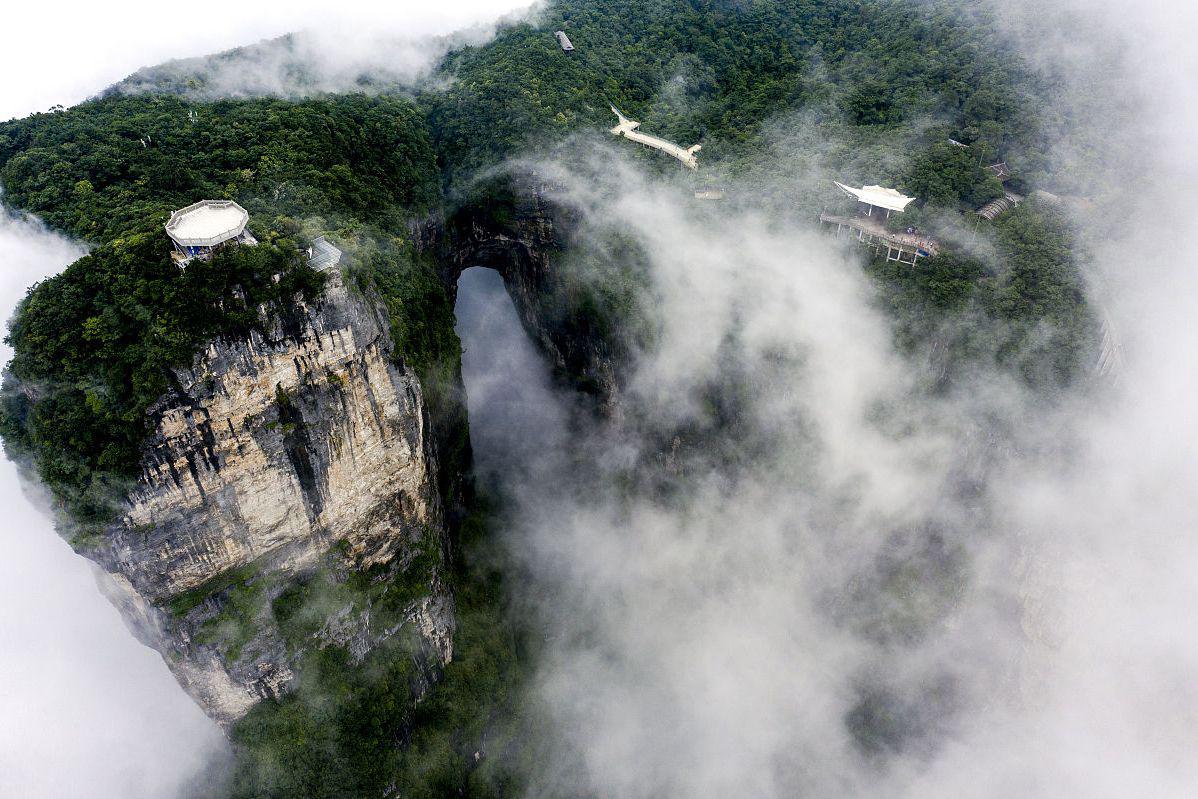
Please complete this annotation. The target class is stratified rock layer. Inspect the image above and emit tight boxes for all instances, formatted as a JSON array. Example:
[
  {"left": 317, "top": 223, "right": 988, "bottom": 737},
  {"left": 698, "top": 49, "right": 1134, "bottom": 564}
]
[{"left": 92, "top": 268, "right": 453, "bottom": 726}]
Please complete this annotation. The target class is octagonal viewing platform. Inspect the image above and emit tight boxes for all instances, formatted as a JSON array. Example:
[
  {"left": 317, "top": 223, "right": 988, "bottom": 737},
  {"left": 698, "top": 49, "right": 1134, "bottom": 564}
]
[{"left": 165, "top": 200, "right": 257, "bottom": 266}]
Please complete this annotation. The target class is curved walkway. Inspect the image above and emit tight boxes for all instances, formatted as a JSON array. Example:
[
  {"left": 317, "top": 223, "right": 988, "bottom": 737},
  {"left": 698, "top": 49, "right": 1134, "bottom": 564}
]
[{"left": 609, "top": 106, "right": 701, "bottom": 169}]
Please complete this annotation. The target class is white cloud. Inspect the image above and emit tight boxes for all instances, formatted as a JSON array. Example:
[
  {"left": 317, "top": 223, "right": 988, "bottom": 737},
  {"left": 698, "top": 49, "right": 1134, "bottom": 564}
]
[
  {"left": 0, "top": 0, "right": 532, "bottom": 121},
  {"left": 449, "top": 2, "right": 1198, "bottom": 793},
  {"left": 0, "top": 2, "right": 529, "bottom": 796},
  {"left": 0, "top": 209, "right": 229, "bottom": 798},
  {"left": 5, "top": 1, "right": 1198, "bottom": 795}
]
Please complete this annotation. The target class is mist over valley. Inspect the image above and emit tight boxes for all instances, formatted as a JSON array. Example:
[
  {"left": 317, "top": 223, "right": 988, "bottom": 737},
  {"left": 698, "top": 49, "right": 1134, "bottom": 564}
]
[{"left": 1, "top": 1, "right": 1195, "bottom": 797}]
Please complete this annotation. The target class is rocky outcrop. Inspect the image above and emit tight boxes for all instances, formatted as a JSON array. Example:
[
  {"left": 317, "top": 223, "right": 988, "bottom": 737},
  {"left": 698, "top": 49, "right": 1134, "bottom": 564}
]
[
  {"left": 19, "top": 179, "right": 618, "bottom": 731},
  {"left": 90, "top": 267, "right": 454, "bottom": 727}
]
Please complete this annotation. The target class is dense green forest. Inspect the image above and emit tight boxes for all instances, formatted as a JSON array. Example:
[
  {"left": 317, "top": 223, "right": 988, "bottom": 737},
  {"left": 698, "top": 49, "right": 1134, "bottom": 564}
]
[
  {"left": 423, "top": 0, "right": 1051, "bottom": 191},
  {"left": 0, "top": 230, "right": 323, "bottom": 525},
  {"left": 227, "top": 498, "right": 533, "bottom": 798},
  {"left": 0, "top": 0, "right": 1097, "bottom": 796},
  {"left": 0, "top": 95, "right": 439, "bottom": 241},
  {"left": 0, "top": 0, "right": 1066, "bottom": 524},
  {"left": 869, "top": 198, "right": 1091, "bottom": 390}
]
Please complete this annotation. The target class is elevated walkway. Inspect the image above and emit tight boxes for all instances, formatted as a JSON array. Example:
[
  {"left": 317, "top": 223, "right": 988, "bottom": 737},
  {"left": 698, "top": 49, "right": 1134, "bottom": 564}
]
[
  {"left": 977, "top": 191, "right": 1024, "bottom": 221},
  {"left": 609, "top": 106, "right": 701, "bottom": 169},
  {"left": 820, "top": 212, "right": 939, "bottom": 264}
]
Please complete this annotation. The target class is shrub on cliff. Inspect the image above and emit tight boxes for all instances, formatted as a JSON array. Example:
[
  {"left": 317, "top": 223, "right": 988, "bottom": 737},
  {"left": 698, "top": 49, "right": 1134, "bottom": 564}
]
[{"left": 0, "top": 92, "right": 445, "bottom": 525}]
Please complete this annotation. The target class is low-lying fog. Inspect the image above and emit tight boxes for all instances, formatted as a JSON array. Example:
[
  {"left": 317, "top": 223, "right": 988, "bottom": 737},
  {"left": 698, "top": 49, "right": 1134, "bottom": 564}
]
[
  {"left": 449, "top": 7, "right": 1198, "bottom": 776},
  {"left": 0, "top": 211, "right": 229, "bottom": 798}
]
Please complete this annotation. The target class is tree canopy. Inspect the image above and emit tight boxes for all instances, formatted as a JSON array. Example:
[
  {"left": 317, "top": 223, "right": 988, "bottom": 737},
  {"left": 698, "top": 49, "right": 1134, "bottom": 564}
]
[
  {"left": 421, "top": 0, "right": 1050, "bottom": 186},
  {"left": 0, "top": 94, "right": 439, "bottom": 243},
  {"left": 0, "top": 93, "right": 444, "bottom": 523}
]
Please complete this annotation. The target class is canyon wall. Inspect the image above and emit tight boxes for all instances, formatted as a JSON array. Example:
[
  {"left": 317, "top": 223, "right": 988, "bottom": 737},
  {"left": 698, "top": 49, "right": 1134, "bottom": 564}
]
[
  {"left": 19, "top": 180, "right": 608, "bottom": 730},
  {"left": 86, "top": 266, "right": 454, "bottom": 727}
]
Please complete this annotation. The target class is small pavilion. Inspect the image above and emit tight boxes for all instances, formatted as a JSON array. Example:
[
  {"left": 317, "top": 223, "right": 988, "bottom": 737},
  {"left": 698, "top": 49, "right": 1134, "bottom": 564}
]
[
  {"left": 820, "top": 181, "right": 937, "bottom": 264},
  {"left": 833, "top": 182, "right": 916, "bottom": 220},
  {"left": 165, "top": 200, "right": 257, "bottom": 266}
]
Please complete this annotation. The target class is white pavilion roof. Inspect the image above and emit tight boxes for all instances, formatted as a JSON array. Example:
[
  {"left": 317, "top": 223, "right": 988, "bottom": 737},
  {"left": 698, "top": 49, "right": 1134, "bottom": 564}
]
[
  {"left": 834, "top": 182, "right": 916, "bottom": 213},
  {"left": 165, "top": 200, "right": 249, "bottom": 248}
]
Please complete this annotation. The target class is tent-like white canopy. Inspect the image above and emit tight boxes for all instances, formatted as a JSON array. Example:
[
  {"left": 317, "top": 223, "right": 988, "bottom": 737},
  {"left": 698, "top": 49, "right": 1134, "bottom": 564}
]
[
  {"left": 834, "top": 182, "right": 916, "bottom": 213},
  {"left": 165, "top": 200, "right": 249, "bottom": 248}
]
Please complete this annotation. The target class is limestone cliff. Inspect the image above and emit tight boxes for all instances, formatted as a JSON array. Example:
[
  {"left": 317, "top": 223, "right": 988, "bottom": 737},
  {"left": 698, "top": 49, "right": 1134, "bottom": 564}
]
[
  {"left": 7, "top": 178, "right": 615, "bottom": 732},
  {"left": 85, "top": 267, "right": 454, "bottom": 727}
]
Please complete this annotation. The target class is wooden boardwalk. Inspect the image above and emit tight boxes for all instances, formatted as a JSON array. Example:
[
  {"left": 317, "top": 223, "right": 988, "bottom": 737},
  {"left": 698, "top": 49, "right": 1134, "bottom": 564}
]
[{"left": 819, "top": 212, "right": 939, "bottom": 262}]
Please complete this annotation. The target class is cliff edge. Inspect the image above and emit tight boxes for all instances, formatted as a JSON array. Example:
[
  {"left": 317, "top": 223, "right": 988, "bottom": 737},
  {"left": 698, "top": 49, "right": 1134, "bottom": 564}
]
[{"left": 79, "top": 267, "right": 453, "bottom": 726}]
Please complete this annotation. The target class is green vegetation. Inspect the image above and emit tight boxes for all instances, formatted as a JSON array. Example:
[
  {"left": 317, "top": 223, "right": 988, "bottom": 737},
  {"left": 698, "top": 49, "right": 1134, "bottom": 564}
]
[
  {"left": 986, "top": 201, "right": 1093, "bottom": 385},
  {"left": 271, "top": 535, "right": 443, "bottom": 649},
  {"left": 346, "top": 236, "right": 460, "bottom": 382},
  {"left": 869, "top": 198, "right": 1093, "bottom": 389},
  {"left": 902, "top": 140, "right": 1005, "bottom": 211},
  {"left": 417, "top": 0, "right": 1076, "bottom": 389},
  {"left": 422, "top": 0, "right": 1050, "bottom": 187},
  {"left": 166, "top": 560, "right": 268, "bottom": 618},
  {"left": 0, "top": 232, "right": 323, "bottom": 522},
  {"left": 0, "top": 92, "right": 446, "bottom": 523},
  {"left": 230, "top": 500, "right": 530, "bottom": 799},
  {"left": 194, "top": 575, "right": 266, "bottom": 662},
  {"left": 0, "top": 2, "right": 1077, "bottom": 503},
  {"left": 0, "top": 94, "right": 438, "bottom": 242}
]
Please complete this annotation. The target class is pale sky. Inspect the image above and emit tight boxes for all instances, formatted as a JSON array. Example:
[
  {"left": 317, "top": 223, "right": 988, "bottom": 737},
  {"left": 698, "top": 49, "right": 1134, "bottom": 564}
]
[{"left": 0, "top": 0, "right": 530, "bottom": 121}]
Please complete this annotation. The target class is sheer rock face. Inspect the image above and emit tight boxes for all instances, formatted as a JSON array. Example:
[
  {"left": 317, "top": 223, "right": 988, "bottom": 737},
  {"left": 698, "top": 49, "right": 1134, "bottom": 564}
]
[{"left": 92, "top": 268, "right": 454, "bottom": 727}]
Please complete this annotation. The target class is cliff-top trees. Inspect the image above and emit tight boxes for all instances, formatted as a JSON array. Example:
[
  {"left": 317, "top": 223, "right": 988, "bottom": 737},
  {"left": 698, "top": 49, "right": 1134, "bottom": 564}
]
[{"left": 1, "top": 230, "right": 323, "bottom": 525}]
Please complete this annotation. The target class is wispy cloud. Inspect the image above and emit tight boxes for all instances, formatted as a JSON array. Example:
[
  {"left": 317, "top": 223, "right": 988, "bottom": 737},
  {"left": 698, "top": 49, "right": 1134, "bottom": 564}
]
[{"left": 0, "top": 0, "right": 532, "bottom": 120}]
